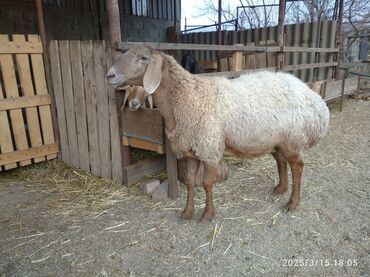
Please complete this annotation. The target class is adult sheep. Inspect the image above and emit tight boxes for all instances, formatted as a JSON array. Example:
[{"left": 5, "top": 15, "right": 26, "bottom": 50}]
[
  {"left": 122, "top": 85, "right": 229, "bottom": 187},
  {"left": 106, "top": 46, "right": 330, "bottom": 222}
]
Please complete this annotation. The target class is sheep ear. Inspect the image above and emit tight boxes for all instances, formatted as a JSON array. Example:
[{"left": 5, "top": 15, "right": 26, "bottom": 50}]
[
  {"left": 147, "top": 94, "right": 153, "bottom": 109},
  {"left": 143, "top": 52, "right": 162, "bottom": 94},
  {"left": 121, "top": 89, "right": 130, "bottom": 110}
]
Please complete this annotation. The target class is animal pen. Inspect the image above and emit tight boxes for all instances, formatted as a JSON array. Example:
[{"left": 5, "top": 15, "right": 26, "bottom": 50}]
[{"left": 0, "top": 0, "right": 364, "bottom": 200}]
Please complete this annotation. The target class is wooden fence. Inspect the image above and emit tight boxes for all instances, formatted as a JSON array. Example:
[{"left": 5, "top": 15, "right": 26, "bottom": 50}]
[
  {"left": 178, "top": 20, "right": 337, "bottom": 82},
  {"left": 0, "top": 34, "right": 58, "bottom": 171},
  {"left": 49, "top": 40, "right": 123, "bottom": 182},
  {"left": 117, "top": 41, "right": 339, "bottom": 79}
]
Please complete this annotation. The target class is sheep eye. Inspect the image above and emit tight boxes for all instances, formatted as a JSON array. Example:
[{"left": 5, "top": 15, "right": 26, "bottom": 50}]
[{"left": 141, "top": 56, "right": 149, "bottom": 61}]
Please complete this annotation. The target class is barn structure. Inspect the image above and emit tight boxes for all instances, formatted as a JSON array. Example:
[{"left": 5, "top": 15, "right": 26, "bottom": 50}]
[{"left": 0, "top": 0, "right": 365, "bottom": 199}]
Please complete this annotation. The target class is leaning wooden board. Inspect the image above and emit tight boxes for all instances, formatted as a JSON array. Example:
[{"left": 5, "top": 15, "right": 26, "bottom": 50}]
[{"left": 0, "top": 34, "right": 58, "bottom": 170}]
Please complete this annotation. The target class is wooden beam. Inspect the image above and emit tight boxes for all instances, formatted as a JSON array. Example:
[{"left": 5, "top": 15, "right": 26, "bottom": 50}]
[
  {"left": 117, "top": 42, "right": 281, "bottom": 52},
  {"left": 199, "top": 67, "right": 277, "bottom": 78},
  {"left": 283, "top": 47, "right": 339, "bottom": 53},
  {"left": 278, "top": 0, "right": 286, "bottom": 70},
  {"left": 107, "top": 0, "right": 132, "bottom": 182},
  {"left": 122, "top": 136, "right": 165, "bottom": 154},
  {"left": 117, "top": 42, "right": 338, "bottom": 54},
  {"left": 107, "top": 0, "right": 121, "bottom": 54},
  {"left": 0, "top": 41, "right": 43, "bottom": 54},
  {"left": 0, "top": 94, "right": 51, "bottom": 111},
  {"left": 35, "top": 0, "right": 60, "bottom": 158},
  {"left": 0, "top": 143, "right": 58, "bottom": 166},
  {"left": 282, "top": 62, "right": 338, "bottom": 72}
]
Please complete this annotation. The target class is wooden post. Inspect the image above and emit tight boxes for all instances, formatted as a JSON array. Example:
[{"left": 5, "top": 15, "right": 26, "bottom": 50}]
[
  {"left": 166, "top": 137, "right": 179, "bottom": 199},
  {"left": 335, "top": 0, "right": 344, "bottom": 77},
  {"left": 106, "top": 0, "right": 132, "bottom": 183},
  {"left": 232, "top": 44, "right": 243, "bottom": 71},
  {"left": 35, "top": 0, "right": 60, "bottom": 155},
  {"left": 277, "top": 0, "right": 286, "bottom": 71},
  {"left": 217, "top": 0, "right": 222, "bottom": 72},
  {"left": 355, "top": 76, "right": 361, "bottom": 101},
  {"left": 340, "top": 78, "right": 345, "bottom": 111}
]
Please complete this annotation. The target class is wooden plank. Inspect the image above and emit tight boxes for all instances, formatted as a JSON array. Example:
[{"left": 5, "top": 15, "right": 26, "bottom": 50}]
[
  {"left": 94, "top": 40, "right": 111, "bottom": 178},
  {"left": 282, "top": 62, "right": 338, "bottom": 72},
  {"left": 0, "top": 77, "right": 17, "bottom": 170},
  {"left": 199, "top": 67, "right": 277, "bottom": 78},
  {"left": 70, "top": 40, "right": 90, "bottom": 172},
  {"left": 344, "top": 77, "right": 358, "bottom": 93},
  {"left": 245, "top": 42, "right": 256, "bottom": 69},
  {"left": 232, "top": 46, "right": 243, "bottom": 71},
  {"left": 106, "top": 46, "right": 123, "bottom": 182},
  {"left": 117, "top": 42, "right": 338, "bottom": 53},
  {"left": 166, "top": 137, "right": 179, "bottom": 199},
  {"left": 0, "top": 40, "right": 43, "bottom": 54},
  {"left": 28, "top": 35, "right": 57, "bottom": 160},
  {"left": 0, "top": 143, "right": 58, "bottom": 166},
  {"left": 283, "top": 47, "right": 339, "bottom": 53},
  {"left": 0, "top": 95, "right": 51, "bottom": 111},
  {"left": 118, "top": 42, "right": 280, "bottom": 52},
  {"left": 122, "top": 108, "right": 164, "bottom": 144},
  {"left": 325, "top": 79, "right": 343, "bottom": 101},
  {"left": 59, "top": 40, "right": 79, "bottom": 167},
  {"left": 81, "top": 40, "right": 100, "bottom": 176},
  {"left": 122, "top": 136, "right": 165, "bottom": 154},
  {"left": 49, "top": 40, "right": 69, "bottom": 164},
  {"left": 125, "top": 156, "right": 166, "bottom": 186},
  {"left": 0, "top": 34, "right": 31, "bottom": 166}
]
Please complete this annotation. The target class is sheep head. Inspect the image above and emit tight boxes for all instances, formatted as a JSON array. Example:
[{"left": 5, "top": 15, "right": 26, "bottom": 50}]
[
  {"left": 106, "top": 46, "right": 162, "bottom": 95},
  {"left": 122, "top": 85, "right": 153, "bottom": 111}
]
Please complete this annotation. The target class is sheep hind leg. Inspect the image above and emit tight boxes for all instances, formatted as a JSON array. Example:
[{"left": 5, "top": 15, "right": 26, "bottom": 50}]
[
  {"left": 285, "top": 154, "right": 304, "bottom": 211},
  {"left": 181, "top": 158, "right": 200, "bottom": 220},
  {"left": 201, "top": 163, "right": 218, "bottom": 222},
  {"left": 272, "top": 148, "right": 288, "bottom": 194}
]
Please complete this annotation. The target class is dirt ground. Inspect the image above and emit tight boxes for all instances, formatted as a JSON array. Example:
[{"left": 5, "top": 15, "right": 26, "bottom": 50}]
[{"left": 0, "top": 99, "right": 369, "bottom": 277}]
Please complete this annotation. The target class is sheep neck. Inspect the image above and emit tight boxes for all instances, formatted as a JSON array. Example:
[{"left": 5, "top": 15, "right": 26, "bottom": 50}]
[
  {"left": 153, "top": 86, "right": 176, "bottom": 134},
  {"left": 153, "top": 54, "right": 195, "bottom": 136}
]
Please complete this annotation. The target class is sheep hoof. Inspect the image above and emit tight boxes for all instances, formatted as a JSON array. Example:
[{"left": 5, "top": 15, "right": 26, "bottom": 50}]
[
  {"left": 284, "top": 200, "right": 299, "bottom": 212},
  {"left": 274, "top": 184, "right": 288, "bottom": 194},
  {"left": 181, "top": 210, "right": 194, "bottom": 220},
  {"left": 201, "top": 211, "right": 215, "bottom": 223}
]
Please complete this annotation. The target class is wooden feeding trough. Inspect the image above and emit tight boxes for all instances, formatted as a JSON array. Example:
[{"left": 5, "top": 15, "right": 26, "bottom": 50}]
[
  {"left": 121, "top": 107, "right": 179, "bottom": 198},
  {"left": 122, "top": 108, "right": 165, "bottom": 154}
]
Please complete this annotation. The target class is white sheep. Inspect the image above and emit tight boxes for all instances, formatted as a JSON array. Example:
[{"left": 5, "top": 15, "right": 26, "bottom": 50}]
[
  {"left": 123, "top": 85, "right": 229, "bottom": 187},
  {"left": 106, "top": 46, "right": 330, "bottom": 222}
]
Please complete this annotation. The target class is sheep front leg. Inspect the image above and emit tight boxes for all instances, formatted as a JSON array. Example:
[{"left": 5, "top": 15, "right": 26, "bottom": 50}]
[
  {"left": 182, "top": 158, "right": 200, "bottom": 219},
  {"left": 201, "top": 163, "right": 218, "bottom": 222},
  {"left": 286, "top": 154, "right": 304, "bottom": 211},
  {"left": 272, "top": 148, "right": 288, "bottom": 194}
]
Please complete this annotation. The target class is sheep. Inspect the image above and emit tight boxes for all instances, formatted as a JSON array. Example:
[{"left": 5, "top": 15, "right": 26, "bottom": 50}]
[
  {"left": 122, "top": 85, "right": 153, "bottom": 111},
  {"left": 180, "top": 52, "right": 227, "bottom": 185},
  {"left": 181, "top": 52, "right": 205, "bottom": 74},
  {"left": 124, "top": 85, "right": 229, "bottom": 186},
  {"left": 106, "top": 46, "right": 330, "bottom": 222}
]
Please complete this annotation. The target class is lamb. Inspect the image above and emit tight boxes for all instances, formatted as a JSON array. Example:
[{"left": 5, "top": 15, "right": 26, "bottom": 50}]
[
  {"left": 122, "top": 85, "right": 153, "bottom": 111},
  {"left": 106, "top": 46, "right": 330, "bottom": 222}
]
